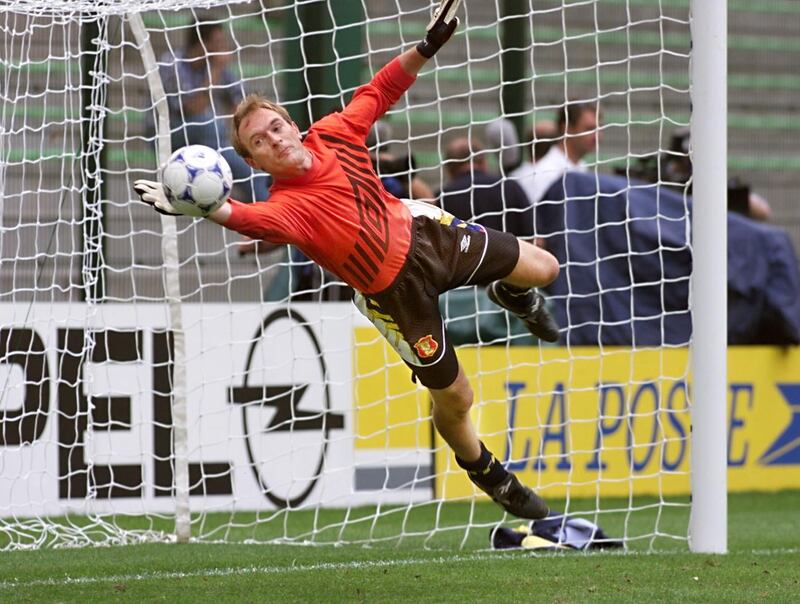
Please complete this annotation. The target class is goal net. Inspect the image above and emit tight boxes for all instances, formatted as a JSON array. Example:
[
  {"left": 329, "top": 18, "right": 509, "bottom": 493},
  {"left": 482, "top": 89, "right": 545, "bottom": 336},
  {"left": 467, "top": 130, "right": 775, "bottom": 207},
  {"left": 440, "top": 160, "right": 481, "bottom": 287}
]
[{"left": 1, "top": 0, "right": 701, "bottom": 551}]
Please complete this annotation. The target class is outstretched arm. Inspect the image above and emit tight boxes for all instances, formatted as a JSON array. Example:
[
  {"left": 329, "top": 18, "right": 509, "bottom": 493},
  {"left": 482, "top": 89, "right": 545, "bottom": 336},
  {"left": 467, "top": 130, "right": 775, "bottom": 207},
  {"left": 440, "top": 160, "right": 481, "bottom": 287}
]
[
  {"left": 136, "top": 1, "right": 463, "bottom": 226},
  {"left": 396, "top": 47, "right": 428, "bottom": 78},
  {"left": 397, "top": 0, "right": 462, "bottom": 77},
  {"left": 325, "top": 0, "right": 462, "bottom": 139},
  {"left": 134, "top": 179, "right": 290, "bottom": 242}
]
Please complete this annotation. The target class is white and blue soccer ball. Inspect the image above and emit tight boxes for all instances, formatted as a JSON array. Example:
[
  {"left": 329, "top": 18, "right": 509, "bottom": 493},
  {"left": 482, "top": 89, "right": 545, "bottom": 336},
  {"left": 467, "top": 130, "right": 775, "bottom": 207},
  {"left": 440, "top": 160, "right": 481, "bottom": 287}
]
[{"left": 161, "top": 145, "right": 233, "bottom": 217}]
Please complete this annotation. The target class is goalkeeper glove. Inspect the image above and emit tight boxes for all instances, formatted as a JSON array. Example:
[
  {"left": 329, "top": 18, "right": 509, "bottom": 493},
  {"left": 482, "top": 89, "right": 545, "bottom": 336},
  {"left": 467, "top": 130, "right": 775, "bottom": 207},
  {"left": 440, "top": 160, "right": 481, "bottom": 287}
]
[
  {"left": 133, "top": 179, "right": 182, "bottom": 216},
  {"left": 416, "top": 0, "right": 462, "bottom": 59},
  {"left": 134, "top": 179, "right": 227, "bottom": 218}
]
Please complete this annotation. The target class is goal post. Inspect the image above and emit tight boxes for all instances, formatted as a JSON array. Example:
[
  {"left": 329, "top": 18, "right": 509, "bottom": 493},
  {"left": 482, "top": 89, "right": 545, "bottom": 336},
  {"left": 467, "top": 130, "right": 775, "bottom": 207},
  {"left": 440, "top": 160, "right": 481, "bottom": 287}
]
[
  {"left": 128, "top": 11, "right": 192, "bottom": 545},
  {"left": 0, "top": 0, "right": 734, "bottom": 552},
  {"left": 689, "top": 0, "right": 728, "bottom": 555}
]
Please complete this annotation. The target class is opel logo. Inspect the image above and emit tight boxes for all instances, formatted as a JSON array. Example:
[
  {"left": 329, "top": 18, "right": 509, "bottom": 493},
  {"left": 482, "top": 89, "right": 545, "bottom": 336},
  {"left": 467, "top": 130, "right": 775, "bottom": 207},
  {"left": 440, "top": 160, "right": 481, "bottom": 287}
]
[{"left": 228, "top": 308, "right": 345, "bottom": 508}]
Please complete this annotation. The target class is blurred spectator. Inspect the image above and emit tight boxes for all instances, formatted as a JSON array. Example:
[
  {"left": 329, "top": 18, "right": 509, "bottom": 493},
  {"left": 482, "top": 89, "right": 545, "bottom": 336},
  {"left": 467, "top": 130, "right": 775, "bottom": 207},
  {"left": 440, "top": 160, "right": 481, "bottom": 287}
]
[
  {"left": 438, "top": 135, "right": 533, "bottom": 238},
  {"left": 484, "top": 117, "right": 559, "bottom": 173},
  {"left": 372, "top": 151, "right": 434, "bottom": 200},
  {"left": 535, "top": 169, "right": 800, "bottom": 345},
  {"left": 511, "top": 101, "right": 599, "bottom": 205},
  {"left": 484, "top": 117, "right": 522, "bottom": 174},
  {"left": 160, "top": 19, "right": 269, "bottom": 202},
  {"left": 665, "top": 128, "right": 772, "bottom": 221},
  {"left": 746, "top": 191, "right": 772, "bottom": 221},
  {"left": 624, "top": 127, "right": 772, "bottom": 221},
  {"left": 367, "top": 121, "right": 434, "bottom": 201},
  {"left": 531, "top": 120, "right": 558, "bottom": 162}
]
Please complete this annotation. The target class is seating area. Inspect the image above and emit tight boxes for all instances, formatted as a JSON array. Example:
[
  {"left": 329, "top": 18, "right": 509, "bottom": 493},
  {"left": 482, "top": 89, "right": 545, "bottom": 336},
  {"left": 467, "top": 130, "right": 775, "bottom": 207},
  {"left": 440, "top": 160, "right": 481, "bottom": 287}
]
[{"left": 1, "top": 1, "right": 797, "bottom": 303}]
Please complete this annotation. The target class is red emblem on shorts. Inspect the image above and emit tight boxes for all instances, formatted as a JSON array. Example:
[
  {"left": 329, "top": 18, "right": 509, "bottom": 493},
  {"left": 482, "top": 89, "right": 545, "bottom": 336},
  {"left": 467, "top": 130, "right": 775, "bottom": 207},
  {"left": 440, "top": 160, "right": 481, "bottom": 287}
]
[{"left": 414, "top": 335, "right": 439, "bottom": 359}]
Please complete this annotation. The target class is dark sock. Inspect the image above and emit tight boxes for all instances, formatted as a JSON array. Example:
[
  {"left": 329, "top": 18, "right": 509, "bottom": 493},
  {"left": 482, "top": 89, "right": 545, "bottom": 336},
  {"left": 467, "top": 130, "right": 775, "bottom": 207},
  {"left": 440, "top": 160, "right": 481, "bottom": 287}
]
[
  {"left": 455, "top": 442, "right": 508, "bottom": 488},
  {"left": 493, "top": 281, "right": 535, "bottom": 314}
]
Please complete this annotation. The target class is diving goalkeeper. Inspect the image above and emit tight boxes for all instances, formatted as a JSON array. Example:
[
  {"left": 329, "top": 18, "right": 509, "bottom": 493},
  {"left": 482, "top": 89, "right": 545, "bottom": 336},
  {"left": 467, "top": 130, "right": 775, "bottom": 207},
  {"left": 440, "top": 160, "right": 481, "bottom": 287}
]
[{"left": 135, "top": 0, "right": 559, "bottom": 519}]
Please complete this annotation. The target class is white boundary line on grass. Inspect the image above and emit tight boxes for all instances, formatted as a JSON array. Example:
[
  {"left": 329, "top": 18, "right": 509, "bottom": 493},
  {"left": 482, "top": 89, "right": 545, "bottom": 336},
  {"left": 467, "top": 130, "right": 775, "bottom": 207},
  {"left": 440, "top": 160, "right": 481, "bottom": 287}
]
[
  {"left": 0, "top": 551, "right": 523, "bottom": 589},
  {"left": 2, "top": 548, "right": 799, "bottom": 590}
]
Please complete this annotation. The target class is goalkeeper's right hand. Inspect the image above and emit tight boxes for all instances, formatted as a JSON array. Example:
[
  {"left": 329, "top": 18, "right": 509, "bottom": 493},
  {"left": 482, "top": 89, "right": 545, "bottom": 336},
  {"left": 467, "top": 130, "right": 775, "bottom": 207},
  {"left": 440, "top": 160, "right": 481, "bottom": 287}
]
[
  {"left": 133, "top": 180, "right": 181, "bottom": 216},
  {"left": 416, "top": 0, "right": 462, "bottom": 58}
]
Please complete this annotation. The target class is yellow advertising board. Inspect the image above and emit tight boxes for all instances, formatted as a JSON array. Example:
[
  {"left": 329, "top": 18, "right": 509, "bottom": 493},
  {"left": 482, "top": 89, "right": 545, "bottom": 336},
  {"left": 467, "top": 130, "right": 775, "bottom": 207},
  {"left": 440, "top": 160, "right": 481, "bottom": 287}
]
[{"left": 354, "top": 328, "right": 800, "bottom": 499}]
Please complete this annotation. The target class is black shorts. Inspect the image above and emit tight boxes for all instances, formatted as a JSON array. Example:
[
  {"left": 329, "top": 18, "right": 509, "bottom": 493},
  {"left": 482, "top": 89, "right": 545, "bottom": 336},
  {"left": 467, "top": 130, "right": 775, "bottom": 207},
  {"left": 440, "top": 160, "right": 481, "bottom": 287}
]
[{"left": 353, "top": 203, "right": 520, "bottom": 389}]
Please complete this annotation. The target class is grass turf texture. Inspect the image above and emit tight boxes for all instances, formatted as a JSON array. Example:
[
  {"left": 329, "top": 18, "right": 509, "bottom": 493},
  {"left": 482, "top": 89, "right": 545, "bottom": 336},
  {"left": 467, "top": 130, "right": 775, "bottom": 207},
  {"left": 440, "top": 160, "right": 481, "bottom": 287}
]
[{"left": 1, "top": 491, "right": 798, "bottom": 603}]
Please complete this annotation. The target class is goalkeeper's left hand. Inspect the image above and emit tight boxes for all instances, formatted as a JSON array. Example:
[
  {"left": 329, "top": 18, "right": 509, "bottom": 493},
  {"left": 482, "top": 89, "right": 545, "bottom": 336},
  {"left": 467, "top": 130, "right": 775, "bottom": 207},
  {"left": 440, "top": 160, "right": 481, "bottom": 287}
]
[
  {"left": 133, "top": 180, "right": 181, "bottom": 216},
  {"left": 416, "top": 0, "right": 462, "bottom": 58}
]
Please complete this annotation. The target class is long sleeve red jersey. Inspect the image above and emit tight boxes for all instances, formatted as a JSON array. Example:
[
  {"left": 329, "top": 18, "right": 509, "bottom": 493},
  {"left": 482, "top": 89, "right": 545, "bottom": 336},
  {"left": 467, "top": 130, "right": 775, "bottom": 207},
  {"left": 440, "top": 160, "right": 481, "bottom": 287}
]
[{"left": 224, "top": 58, "right": 417, "bottom": 295}]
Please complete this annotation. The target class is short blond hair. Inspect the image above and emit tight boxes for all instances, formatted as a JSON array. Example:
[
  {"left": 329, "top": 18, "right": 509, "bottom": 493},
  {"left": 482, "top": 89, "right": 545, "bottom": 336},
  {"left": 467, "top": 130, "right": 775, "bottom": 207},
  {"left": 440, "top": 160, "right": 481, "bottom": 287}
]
[{"left": 231, "top": 94, "right": 294, "bottom": 159}]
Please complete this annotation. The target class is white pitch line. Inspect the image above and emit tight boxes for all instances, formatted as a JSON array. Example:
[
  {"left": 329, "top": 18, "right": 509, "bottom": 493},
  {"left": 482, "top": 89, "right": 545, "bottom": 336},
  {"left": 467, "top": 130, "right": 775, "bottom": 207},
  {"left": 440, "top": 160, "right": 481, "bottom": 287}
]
[
  {"left": 751, "top": 547, "right": 800, "bottom": 556},
  {"left": 0, "top": 551, "right": 524, "bottom": 590},
  {"left": 2, "top": 547, "right": 799, "bottom": 590}
]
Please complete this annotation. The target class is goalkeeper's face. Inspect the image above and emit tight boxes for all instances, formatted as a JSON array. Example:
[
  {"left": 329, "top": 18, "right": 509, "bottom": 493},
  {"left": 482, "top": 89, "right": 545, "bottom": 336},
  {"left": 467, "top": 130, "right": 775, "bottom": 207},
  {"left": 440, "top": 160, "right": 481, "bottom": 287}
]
[{"left": 239, "top": 108, "right": 307, "bottom": 177}]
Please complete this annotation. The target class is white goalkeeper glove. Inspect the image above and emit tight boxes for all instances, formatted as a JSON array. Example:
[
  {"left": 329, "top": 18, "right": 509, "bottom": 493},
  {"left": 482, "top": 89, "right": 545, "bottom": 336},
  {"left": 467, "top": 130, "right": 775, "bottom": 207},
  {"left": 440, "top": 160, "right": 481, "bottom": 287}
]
[
  {"left": 132, "top": 179, "right": 181, "bottom": 216},
  {"left": 416, "top": 0, "right": 462, "bottom": 58}
]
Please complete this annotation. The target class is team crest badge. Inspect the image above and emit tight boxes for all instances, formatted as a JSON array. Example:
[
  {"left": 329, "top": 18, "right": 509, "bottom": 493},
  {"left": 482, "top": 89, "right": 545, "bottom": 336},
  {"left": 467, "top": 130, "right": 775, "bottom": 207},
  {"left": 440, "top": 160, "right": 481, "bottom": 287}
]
[{"left": 414, "top": 334, "right": 439, "bottom": 359}]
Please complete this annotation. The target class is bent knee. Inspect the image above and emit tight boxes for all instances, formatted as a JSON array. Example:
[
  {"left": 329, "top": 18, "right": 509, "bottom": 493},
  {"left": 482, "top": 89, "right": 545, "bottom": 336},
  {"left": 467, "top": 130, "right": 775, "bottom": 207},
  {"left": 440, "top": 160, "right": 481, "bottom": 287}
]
[
  {"left": 435, "top": 395, "right": 473, "bottom": 420},
  {"left": 541, "top": 250, "right": 560, "bottom": 285},
  {"left": 431, "top": 375, "right": 474, "bottom": 415},
  {"left": 515, "top": 241, "right": 560, "bottom": 286}
]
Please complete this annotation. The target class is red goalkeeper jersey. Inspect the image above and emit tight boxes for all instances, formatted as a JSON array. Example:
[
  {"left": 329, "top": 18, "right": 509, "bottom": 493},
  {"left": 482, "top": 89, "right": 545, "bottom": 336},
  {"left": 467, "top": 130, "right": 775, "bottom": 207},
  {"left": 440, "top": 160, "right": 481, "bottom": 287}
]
[{"left": 224, "top": 58, "right": 416, "bottom": 295}]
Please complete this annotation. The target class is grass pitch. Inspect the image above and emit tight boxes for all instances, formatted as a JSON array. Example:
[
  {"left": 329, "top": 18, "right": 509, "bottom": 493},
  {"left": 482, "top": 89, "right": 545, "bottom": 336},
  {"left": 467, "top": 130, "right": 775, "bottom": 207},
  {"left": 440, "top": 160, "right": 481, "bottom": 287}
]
[{"left": 1, "top": 491, "right": 798, "bottom": 603}]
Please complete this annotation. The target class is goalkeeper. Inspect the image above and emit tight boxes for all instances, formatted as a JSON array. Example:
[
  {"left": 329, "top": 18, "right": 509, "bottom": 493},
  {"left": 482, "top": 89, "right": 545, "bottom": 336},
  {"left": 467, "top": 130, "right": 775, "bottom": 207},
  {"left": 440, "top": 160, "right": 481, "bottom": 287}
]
[{"left": 135, "top": 0, "right": 559, "bottom": 520}]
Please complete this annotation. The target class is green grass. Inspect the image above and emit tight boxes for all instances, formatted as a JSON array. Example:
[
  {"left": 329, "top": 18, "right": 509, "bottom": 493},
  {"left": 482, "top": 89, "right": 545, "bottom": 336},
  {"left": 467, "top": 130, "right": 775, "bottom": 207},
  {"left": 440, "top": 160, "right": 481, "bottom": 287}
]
[{"left": 1, "top": 491, "right": 799, "bottom": 602}]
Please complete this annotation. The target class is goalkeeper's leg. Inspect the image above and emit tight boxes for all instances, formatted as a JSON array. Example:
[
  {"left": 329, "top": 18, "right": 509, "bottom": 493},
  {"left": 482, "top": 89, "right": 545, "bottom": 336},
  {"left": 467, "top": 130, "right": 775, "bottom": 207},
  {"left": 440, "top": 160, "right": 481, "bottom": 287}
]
[
  {"left": 354, "top": 217, "right": 551, "bottom": 519},
  {"left": 487, "top": 239, "right": 561, "bottom": 343},
  {"left": 430, "top": 366, "right": 549, "bottom": 520}
]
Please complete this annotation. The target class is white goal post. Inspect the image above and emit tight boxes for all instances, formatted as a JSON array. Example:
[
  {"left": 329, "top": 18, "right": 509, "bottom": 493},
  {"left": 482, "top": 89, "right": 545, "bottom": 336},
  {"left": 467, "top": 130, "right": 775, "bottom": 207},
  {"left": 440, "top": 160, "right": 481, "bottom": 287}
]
[
  {"left": 128, "top": 11, "right": 192, "bottom": 544},
  {"left": 0, "top": 0, "right": 727, "bottom": 552},
  {"left": 689, "top": 0, "right": 727, "bottom": 554}
]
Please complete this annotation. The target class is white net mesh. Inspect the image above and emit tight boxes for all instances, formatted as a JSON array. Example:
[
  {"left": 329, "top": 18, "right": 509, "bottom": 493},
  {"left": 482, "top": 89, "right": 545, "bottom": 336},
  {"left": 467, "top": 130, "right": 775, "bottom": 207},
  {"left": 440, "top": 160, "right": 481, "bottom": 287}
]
[
  {"left": 1, "top": 0, "right": 697, "bottom": 551},
  {"left": 2, "top": 1, "right": 251, "bottom": 17}
]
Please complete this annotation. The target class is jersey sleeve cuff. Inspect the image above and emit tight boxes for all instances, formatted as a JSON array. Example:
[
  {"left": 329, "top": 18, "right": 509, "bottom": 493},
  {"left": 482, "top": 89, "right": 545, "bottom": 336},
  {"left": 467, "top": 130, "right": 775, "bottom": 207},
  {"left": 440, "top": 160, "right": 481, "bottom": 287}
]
[
  {"left": 387, "top": 56, "right": 417, "bottom": 87},
  {"left": 373, "top": 57, "right": 417, "bottom": 98}
]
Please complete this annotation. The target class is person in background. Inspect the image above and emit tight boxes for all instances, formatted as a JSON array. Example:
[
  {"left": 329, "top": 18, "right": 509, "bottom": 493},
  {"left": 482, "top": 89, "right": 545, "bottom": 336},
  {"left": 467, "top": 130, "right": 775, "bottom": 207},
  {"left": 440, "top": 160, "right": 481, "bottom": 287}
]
[
  {"left": 531, "top": 120, "right": 558, "bottom": 162},
  {"left": 160, "top": 19, "right": 269, "bottom": 202},
  {"left": 484, "top": 117, "right": 522, "bottom": 174},
  {"left": 438, "top": 135, "right": 533, "bottom": 238},
  {"left": 662, "top": 127, "right": 772, "bottom": 221},
  {"left": 511, "top": 101, "right": 599, "bottom": 205},
  {"left": 367, "top": 121, "right": 435, "bottom": 201},
  {"left": 484, "top": 117, "right": 558, "bottom": 173}
]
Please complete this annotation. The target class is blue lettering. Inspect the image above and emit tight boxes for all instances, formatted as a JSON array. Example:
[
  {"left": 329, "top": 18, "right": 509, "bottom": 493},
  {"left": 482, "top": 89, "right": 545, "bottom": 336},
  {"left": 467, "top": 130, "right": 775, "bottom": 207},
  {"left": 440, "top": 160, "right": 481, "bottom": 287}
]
[
  {"left": 587, "top": 383, "right": 625, "bottom": 470},
  {"left": 534, "top": 383, "right": 571, "bottom": 471},
  {"left": 663, "top": 381, "right": 688, "bottom": 471},
  {"left": 628, "top": 382, "right": 659, "bottom": 472},
  {"left": 728, "top": 383, "right": 752, "bottom": 467},
  {"left": 503, "top": 381, "right": 529, "bottom": 472}
]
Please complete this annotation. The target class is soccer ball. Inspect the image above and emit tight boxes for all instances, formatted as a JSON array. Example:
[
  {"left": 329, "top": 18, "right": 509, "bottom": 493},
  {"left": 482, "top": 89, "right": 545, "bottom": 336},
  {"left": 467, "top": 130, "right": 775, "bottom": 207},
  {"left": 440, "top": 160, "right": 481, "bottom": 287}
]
[{"left": 161, "top": 145, "right": 233, "bottom": 217}]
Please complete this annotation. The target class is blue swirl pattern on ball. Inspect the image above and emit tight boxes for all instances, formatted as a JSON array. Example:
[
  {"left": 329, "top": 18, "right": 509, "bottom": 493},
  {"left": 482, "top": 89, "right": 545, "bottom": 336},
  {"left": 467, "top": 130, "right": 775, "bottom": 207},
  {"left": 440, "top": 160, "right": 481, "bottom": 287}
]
[{"left": 161, "top": 145, "right": 233, "bottom": 217}]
